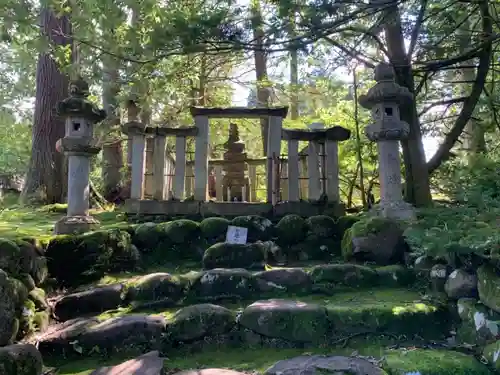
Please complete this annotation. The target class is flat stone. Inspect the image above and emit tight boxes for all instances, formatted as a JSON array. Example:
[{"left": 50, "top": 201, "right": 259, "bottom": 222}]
[
  {"left": 264, "top": 355, "right": 384, "bottom": 375},
  {"left": 54, "top": 283, "right": 125, "bottom": 321},
  {"left": 37, "top": 314, "right": 166, "bottom": 355},
  {"left": 90, "top": 351, "right": 165, "bottom": 375},
  {"left": 239, "top": 299, "right": 329, "bottom": 343},
  {"left": 255, "top": 268, "right": 311, "bottom": 292},
  {"left": 173, "top": 370, "right": 248, "bottom": 375},
  {"left": 0, "top": 344, "right": 43, "bottom": 375}
]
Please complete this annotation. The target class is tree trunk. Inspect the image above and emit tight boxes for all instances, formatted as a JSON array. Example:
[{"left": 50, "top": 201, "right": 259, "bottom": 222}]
[
  {"left": 383, "top": 2, "right": 432, "bottom": 207},
  {"left": 250, "top": 0, "right": 270, "bottom": 155},
  {"left": 22, "top": 7, "right": 72, "bottom": 204}
]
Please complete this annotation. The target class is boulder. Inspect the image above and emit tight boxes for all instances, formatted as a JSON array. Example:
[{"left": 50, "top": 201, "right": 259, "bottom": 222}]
[
  {"left": 126, "top": 273, "right": 185, "bottom": 305},
  {"left": 483, "top": 339, "right": 500, "bottom": 373},
  {"left": 132, "top": 222, "right": 162, "bottom": 252},
  {"left": 413, "top": 255, "right": 436, "bottom": 272},
  {"left": 31, "top": 256, "right": 48, "bottom": 286},
  {"left": 430, "top": 264, "right": 451, "bottom": 294},
  {"left": 187, "top": 269, "right": 259, "bottom": 302},
  {"left": 0, "top": 344, "right": 43, "bottom": 375},
  {"left": 46, "top": 229, "right": 140, "bottom": 287},
  {"left": 15, "top": 240, "right": 38, "bottom": 275},
  {"left": 199, "top": 217, "right": 230, "bottom": 242},
  {"left": 0, "top": 239, "right": 22, "bottom": 275},
  {"left": 264, "top": 355, "right": 383, "bottom": 375},
  {"left": 54, "top": 283, "right": 125, "bottom": 321},
  {"left": 275, "top": 215, "right": 307, "bottom": 245},
  {"left": 90, "top": 351, "right": 165, "bottom": 375},
  {"left": 202, "top": 242, "right": 267, "bottom": 269},
  {"left": 0, "top": 270, "right": 22, "bottom": 346},
  {"left": 239, "top": 299, "right": 329, "bottom": 343},
  {"left": 445, "top": 269, "right": 478, "bottom": 299},
  {"left": 342, "top": 217, "right": 408, "bottom": 265},
  {"left": 231, "top": 215, "right": 274, "bottom": 241},
  {"left": 477, "top": 264, "right": 500, "bottom": 313},
  {"left": 255, "top": 268, "right": 312, "bottom": 293},
  {"left": 167, "top": 304, "right": 235, "bottom": 342},
  {"left": 305, "top": 215, "right": 338, "bottom": 239},
  {"left": 309, "top": 264, "right": 378, "bottom": 289},
  {"left": 37, "top": 314, "right": 166, "bottom": 355}
]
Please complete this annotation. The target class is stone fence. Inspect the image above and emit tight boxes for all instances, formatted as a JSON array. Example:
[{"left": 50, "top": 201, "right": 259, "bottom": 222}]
[{"left": 122, "top": 106, "right": 350, "bottom": 216}]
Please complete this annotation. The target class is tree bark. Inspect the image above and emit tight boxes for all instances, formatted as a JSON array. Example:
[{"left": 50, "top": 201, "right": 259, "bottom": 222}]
[
  {"left": 250, "top": 0, "right": 270, "bottom": 155},
  {"left": 382, "top": 1, "right": 433, "bottom": 207},
  {"left": 22, "top": 6, "right": 72, "bottom": 204}
]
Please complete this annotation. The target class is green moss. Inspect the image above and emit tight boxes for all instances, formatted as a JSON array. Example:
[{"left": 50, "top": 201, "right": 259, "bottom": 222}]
[
  {"left": 125, "top": 273, "right": 186, "bottom": 304},
  {"left": 40, "top": 203, "right": 68, "bottom": 213},
  {"left": 351, "top": 216, "right": 401, "bottom": 237},
  {"left": 376, "top": 265, "right": 416, "bottom": 287},
  {"left": 275, "top": 214, "right": 307, "bottom": 244},
  {"left": 383, "top": 348, "right": 491, "bottom": 375},
  {"left": 483, "top": 340, "right": 500, "bottom": 372},
  {"left": 305, "top": 215, "right": 338, "bottom": 238},
  {"left": 0, "top": 238, "right": 22, "bottom": 275},
  {"left": 202, "top": 242, "right": 267, "bottom": 269},
  {"left": 341, "top": 227, "right": 353, "bottom": 260},
  {"left": 199, "top": 217, "right": 230, "bottom": 240},
  {"left": 161, "top": 219, "right": 201, "bottom": 244},
  {"left": 309, "top": 263, "right": 379, "bottom": 289}
]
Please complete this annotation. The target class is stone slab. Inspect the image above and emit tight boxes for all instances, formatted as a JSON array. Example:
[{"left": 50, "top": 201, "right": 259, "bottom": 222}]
[
  {"left": 54, "top": 215, "right": 99, "bottom": 235},
  {"left": 90, "top": 351, "right": 164, "bottom": 375}
]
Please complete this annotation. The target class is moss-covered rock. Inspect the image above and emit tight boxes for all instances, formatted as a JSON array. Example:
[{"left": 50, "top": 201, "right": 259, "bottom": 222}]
[
  {"left": 203, "top": 242, "right": 267, "bottom": 269},
  {"left": 0, "top": 239, "right": 22, "bottom": 276},
  {"left": 231, "top": 215, "right": 274, "bottom": 242},
  {"left": 275, "top": 215, "right": 307, "bottom": 245},
  {"left": 0, "top": 270, "right": 20, "bottom": 346},
  {"left": 288, "top": 237, "right": 340, "bottom": 260},
  {"left": 13, "top": 240, "right": 38, "bottom": 275},
  {"left": 336, "top": 215, "right": 361, "bottom": 239},
  {"left": 255, "top": 268, "right": 312, "bottom": 294},
  {"left": 46, "top": 229, "right": 140, "bottom": 287},
  {"left": 28, "top": 288, "right": 48, "bottom": 311},
  {"left": 17, "top": 273, "right": 35, "bottom": 292},
  {"left": 376, "top": 265, "right": 416, "bottom": 287},
  {"left": 132, "top": 222, "right": 163, "bottom": 251},
  {"left": 342, "top": 217, "right": 408, "bottom": 265},
  {"left": 239, "top": 299, "right": 329, "bottom": 343},
  {"left": 187, "top": 269, "right": 260, "bottom": 302},
  {"left": 200, "top": 217, "right": 230, "bottom": 242},
  {"left": 477, "top": 264, "right": 500, "bottom": 313},
  {"left": 167, "top": 304, "right": 235, "bottom": 342},
  {"left": 445, "top": 269, "right": 478, "bottom": 299},
  {"left": 309, "top": 264, "right": 379, "bottom": 289},
  {"left": 382, "top": 348, "right": 491, "bottom": 375},
  {"left": 162, "top": 219, "right": 201, "bottom": 244},
  {"left": 305, "top": 215, "right": 338, "bottom": 239},
  {"left": 126, "top": 273, "right": 185, "bottom": 305},
  {"left": 0, "top": 344, "right": 43, "bottom": 375},
  {"left": 456, "top": 298, "right": 500, "bottom": 345},
  {"left": 483, "top": 339, "right": 500, "bottom": 373}
]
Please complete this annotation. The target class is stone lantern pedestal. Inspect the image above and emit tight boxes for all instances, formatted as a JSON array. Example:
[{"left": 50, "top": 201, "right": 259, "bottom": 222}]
[
  {"left": 54, "top": 78, "right": 106, "bottom": 235},
  {"left": 359, "top": 63, "right": 416, "bottom": 221}
]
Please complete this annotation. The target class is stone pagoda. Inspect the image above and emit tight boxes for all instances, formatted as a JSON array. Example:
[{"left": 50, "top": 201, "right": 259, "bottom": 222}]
[
  {"left": 221, "top": 123, "right": 250, "bottom": 201},
  {"left": 358, "top": 62, "right": 416, "bottom": 220}
]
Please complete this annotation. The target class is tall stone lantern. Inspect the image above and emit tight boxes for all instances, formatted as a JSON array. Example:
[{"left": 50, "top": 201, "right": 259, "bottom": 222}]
[
  {"left": 358, "top": 63, "right": 416, "bottom": 220},
  {"left": 54, "top": 78, "right": 106, "bottom": 234}
]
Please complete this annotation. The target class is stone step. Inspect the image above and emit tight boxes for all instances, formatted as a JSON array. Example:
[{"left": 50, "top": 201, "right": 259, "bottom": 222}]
[
  {"left": 48, "top": 347, "right": 494, "bottom": 375},
  {"left": 37, "top": 288, "right": 452, "bottom": 358},
  {"left": 52, "top": 264, "right": 416, "bottom": 321}
]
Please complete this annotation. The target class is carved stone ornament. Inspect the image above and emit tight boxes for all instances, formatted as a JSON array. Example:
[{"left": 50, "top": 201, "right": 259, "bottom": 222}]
[
  {"left": 365, "top": 118, "right": 410, "bottom": 141},
  {"left": 57, "top": 76, "right": 106, "bottom": 123}
]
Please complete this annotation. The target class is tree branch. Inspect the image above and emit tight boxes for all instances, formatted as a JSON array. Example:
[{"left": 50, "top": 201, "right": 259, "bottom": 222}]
[
  {"left": 418, "top": 96, "right": 467, "bottom": 117},
  {"left": 407, "top": 0, "right": 428, "bottom": 58}
]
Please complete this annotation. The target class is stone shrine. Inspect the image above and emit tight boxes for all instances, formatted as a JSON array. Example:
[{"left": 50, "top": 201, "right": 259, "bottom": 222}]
[
  {"left": 221, "top": 123, "right": 250, "bottom": 201},
  {"left": 358, "top": 62, "right": 416, "bottom": 220}
]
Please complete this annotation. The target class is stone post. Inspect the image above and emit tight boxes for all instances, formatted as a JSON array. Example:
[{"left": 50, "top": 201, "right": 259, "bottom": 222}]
[
  {"left": 266, "top": 115, "right": 283, "bottom": 204},
  {"left": 122, "top": 119, "right": 146, "bottom": 200},
  {"left": 359, "top": 63, "right": 416, "bottom": 220},
  {"left": 54, "top": 78, "right": 106, "bottom": 234},
  {"left": 287, "top": 139, "right": 300, "bottom": 202},
  {"left": 194, "top": 115, "right": 209, "bottom": 201}
]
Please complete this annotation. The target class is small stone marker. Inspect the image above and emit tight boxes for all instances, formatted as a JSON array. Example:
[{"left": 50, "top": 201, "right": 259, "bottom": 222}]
[
  {"left": 89, "top": 351, "right": 165, "bottom": 375},
  {"left": 226, "top": 225, "right": 248, "bottom": 244}
]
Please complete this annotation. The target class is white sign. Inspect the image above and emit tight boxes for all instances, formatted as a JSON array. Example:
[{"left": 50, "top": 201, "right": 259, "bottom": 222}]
[{"left": 226, "top": 225, "right": 248, "bottom": 244}]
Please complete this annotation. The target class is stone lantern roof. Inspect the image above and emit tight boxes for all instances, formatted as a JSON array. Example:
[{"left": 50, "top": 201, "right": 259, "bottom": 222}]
[
  {"left": 358, "top": 63, "right": 413, "bottom": 109},
  {"left": 56, "top": 77, "right": 106, "bottom": 123}
]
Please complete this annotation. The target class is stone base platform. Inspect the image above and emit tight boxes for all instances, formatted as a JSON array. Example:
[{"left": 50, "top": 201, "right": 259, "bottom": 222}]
[
  {"left": 54, "top": 215, "right": 100, "bottom": 235},
  {"left": 124, "top": 199, "right": 345, "bottom": 218}
]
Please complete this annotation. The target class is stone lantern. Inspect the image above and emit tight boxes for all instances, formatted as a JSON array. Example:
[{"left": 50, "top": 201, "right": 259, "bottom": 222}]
[
  {"left": 54, "top": 77, "right": 106, "bottom": 234},
  {"left": 358, "top": 63, "right": 415, "bottom": 220}
]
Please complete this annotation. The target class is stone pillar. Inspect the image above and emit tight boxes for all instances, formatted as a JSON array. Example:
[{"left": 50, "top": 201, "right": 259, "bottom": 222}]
[
  {"left": 127, "top": 127, "right": 146, "bottom": 200},
  {"left": 287, "top": 139, "right": 300, "bottom": 202},
  {"left": 54, "top": 78, "right": 106, "bottom": 234},
  {"left": 153, "top": 130, "right": 167, "bottom": 200},
  {"left": 266, "top": 116, "right": 283, "bottom": 204},
  {"left": 299, "top": 157, "right": 308, "bottom": 199},
  {"left": 214, "top": 165, "right": 224, "bottom": 201},
  {"left": 144, "top": 137, "right": 155, "bottom": 198},
  {"left": 359, "top": 62, "right": 416, "bottom": 220},
  {"left": 185, "top": 164, "right": 194, "bottom": 198},
  {"left": 325, "top": 140, "right": 339, "bottom": 202},
  {"left": 281, "top": 161, "right": 288, "bottom": 201},
  {"left": 307, "top": 141, "right": 321, "bottom": 200},
  {"left": 248, "top": 164, "right": 257, "bottom": 202},
  {"left": 173, "top": 136, "right": 187, "bottom": 199},
  {"left": 194, "top": 115, "right": 209, "bottom": 201}
]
